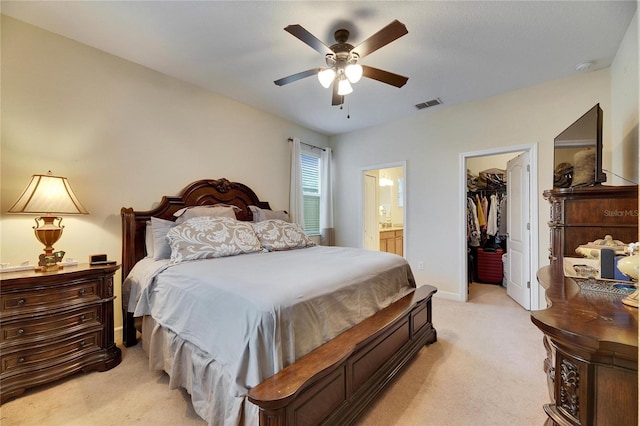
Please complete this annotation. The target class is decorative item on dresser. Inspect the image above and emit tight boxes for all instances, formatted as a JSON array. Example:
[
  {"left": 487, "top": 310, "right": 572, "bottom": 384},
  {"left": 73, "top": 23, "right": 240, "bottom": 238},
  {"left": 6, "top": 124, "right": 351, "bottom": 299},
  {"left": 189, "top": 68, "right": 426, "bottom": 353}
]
[{"left": 0, "top": 264, "right": 121, "bottom": 403}]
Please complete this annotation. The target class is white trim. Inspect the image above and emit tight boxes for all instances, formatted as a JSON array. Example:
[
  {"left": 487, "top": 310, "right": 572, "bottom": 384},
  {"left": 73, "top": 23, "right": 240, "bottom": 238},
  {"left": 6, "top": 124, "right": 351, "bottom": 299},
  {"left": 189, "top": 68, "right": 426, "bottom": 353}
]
[
  {"left": 459, "top": 143, "right": 539, "bottom": 310},
  {"left": 359, "top": 161, "right": 407, "bottom": 256}
]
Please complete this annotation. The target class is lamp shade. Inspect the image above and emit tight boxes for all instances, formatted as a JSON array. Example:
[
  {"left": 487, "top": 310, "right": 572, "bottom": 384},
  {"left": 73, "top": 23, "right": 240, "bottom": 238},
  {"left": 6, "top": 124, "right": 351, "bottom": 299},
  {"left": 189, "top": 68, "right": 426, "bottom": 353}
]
[
  {"left": 345, "top": 64, "right": 363, "bottom": 83},
  {"left": 317, "top": 68, "right": 336, "bottom": 88},
  {"left": 9, "top": 172, "right": 89, "bottom": 215},
  {"left": 337, "top": 78, "right": 353, "bottom": 96}
]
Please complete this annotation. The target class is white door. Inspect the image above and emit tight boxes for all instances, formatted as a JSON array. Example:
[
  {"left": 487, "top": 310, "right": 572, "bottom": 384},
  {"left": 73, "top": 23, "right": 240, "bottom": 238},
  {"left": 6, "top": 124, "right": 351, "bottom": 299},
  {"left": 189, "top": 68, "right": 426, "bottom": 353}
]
[
  {"left": 363, "top": 174, "right": 379, "bottom": 250},
  {"left": 506, "top": 152, "right": 531, "bottom": 309}
]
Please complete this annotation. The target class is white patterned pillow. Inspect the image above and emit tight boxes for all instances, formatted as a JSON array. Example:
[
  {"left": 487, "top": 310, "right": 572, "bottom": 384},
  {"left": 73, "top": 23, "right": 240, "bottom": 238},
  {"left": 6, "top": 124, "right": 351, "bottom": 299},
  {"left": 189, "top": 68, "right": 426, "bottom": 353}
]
[
  {"left": 166, "top": 217, "right": 264, "bottom": 263},
  {"left": 174, "top": 204, "right": 241, "bottom": 224},
  {"left": 249, "top": 205, "right": 289, "bottom": 222},
  {"left": 251, "top": 220, "right": 316, "bottom": 251}
]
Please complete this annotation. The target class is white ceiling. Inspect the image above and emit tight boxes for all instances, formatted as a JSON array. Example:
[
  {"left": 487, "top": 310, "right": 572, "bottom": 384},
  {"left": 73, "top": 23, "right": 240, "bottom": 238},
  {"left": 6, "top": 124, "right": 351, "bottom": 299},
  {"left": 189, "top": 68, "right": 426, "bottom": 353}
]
[{"left": 2, "top": 1, "right": 637, "bottom": 136}]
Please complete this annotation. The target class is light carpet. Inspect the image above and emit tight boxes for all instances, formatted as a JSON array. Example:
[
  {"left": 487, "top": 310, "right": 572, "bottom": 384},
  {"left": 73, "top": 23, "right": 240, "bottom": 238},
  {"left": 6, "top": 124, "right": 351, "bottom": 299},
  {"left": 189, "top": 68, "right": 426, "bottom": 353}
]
[{"left": 1, "top": 283, "right": 548, "bottom": 426}]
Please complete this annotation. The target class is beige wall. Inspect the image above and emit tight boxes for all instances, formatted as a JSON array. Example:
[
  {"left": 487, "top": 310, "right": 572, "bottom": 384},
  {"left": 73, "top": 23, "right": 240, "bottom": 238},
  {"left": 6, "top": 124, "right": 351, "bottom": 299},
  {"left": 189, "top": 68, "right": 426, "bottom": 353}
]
[
  {"left": 610, "top": 12, "right": 639, "bottom": 186},
  {"left": 0, "top": 16, "right": 329, "bottom": 328}
]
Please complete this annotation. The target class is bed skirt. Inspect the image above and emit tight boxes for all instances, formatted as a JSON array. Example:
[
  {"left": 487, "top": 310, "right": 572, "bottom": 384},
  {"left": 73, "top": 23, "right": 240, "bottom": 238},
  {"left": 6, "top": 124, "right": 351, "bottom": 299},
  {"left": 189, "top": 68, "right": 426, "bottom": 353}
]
[{"left": 142, "top": 316, "right": 258, "bottom": 426}]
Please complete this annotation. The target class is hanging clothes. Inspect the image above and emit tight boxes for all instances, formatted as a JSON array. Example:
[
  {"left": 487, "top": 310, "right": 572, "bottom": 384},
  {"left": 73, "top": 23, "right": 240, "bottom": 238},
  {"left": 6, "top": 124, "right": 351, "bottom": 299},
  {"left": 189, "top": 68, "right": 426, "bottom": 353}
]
[
  {"left": 475, "top": 194, "right": 486, "bottom": 227},
  {"left": 467, "top": 197, "right": 481, "bottom": 247},
  {"left": 498, "top": 195, "right": 508, "bottom": 236},
  {"left": 486, "top": 194, "right": 499, "bottom": 236}
]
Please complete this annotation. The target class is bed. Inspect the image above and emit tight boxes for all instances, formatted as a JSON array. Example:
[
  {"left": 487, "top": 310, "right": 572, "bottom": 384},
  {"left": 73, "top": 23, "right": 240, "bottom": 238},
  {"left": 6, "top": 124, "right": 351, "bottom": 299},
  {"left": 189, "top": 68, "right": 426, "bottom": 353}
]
[{"left": 121, "top": 178, "right": 437, "bottom": 425}]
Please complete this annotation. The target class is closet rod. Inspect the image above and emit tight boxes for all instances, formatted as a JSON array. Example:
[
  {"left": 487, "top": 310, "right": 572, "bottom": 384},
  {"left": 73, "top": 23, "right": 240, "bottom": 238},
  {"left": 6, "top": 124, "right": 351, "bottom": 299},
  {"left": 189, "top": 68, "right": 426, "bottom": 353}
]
[{"left": 287, "top": 138, "right": 326, "bottom": 151}]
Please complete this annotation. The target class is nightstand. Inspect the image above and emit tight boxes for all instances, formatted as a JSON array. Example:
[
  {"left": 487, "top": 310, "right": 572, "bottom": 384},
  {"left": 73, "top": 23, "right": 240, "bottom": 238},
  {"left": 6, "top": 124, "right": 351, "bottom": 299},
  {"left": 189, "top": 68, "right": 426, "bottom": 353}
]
[{"left": 0, "top": 263, "right": 122, "bottom": 403}]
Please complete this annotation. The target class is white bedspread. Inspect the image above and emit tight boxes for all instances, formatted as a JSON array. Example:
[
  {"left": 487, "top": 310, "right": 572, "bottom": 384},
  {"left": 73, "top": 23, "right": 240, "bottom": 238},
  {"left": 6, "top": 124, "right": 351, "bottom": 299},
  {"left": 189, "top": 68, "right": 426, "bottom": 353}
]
[{"left": 126, "top": 246, "right": 415, "bottom": 395}]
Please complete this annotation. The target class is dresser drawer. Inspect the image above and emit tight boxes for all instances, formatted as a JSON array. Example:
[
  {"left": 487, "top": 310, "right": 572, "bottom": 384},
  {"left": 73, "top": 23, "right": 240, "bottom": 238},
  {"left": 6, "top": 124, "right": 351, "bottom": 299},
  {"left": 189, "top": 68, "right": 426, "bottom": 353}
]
[
  {"left": 1, "top": 306, "right": 101, "bottom": 347},
  {"left": 1, "top": 331, "right": 101, "bottom": 375},
  {"left": 559, "top": 197, "right": 638, "bottom": 226},
  {"left": 1, "top": 280, "right": 100, "bottom": 318}
]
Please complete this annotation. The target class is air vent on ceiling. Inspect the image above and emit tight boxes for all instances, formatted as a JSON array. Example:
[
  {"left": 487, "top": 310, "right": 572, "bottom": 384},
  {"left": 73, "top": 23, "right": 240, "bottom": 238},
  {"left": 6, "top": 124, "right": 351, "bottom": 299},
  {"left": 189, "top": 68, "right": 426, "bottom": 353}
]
[{"left": 415, "top": 98, "right": 442, "bottom": 110}]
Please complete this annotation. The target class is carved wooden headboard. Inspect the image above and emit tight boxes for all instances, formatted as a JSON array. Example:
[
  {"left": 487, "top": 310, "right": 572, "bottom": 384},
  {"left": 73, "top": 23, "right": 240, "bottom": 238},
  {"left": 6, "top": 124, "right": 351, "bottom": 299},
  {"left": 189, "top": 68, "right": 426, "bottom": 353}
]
[{"left": 120, "top": 178, "right": 271, "bottom": 278}]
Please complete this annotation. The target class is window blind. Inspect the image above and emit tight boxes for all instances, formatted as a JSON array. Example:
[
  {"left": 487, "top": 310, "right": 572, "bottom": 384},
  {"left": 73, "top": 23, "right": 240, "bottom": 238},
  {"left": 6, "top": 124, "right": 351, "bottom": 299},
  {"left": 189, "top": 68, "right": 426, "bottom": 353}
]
[{"left": 301, "top": 153, "right": 321, "bottom": 235}]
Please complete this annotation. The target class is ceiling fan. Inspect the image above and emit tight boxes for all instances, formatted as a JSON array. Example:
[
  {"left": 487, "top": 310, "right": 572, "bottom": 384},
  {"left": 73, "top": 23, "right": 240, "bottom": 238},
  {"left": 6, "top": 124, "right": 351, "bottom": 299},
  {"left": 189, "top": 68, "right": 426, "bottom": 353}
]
[{"left": 274, "top": 20, "right": 409, "bottom": 106}]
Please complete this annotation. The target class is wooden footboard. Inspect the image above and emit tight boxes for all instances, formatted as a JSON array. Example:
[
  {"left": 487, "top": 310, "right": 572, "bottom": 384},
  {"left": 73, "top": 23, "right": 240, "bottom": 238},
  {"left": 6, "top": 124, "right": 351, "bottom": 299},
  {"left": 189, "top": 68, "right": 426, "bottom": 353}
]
[{"left": 248, "top": 284, "right": 437, "bottom": 426}]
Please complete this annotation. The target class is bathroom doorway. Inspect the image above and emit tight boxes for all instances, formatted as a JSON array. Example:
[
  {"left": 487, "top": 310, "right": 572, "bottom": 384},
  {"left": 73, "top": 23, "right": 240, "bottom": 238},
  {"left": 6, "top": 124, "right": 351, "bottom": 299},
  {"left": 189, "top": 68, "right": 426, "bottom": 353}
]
[{"left": 360, "top": 162, "right": 406, "bottom": 256}]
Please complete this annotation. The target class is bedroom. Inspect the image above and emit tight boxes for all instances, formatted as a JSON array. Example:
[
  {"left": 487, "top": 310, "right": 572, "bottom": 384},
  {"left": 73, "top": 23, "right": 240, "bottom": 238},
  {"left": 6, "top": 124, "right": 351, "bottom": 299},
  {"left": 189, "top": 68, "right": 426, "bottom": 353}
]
[{"left": 1, "top": 1, "right": 638, "bottom": 425}]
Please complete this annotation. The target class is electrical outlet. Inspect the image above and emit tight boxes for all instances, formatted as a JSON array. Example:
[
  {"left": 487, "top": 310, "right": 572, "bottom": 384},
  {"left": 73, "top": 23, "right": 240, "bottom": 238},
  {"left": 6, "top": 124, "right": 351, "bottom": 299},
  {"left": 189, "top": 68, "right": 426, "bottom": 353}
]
[{"left": 417, "top": 261, "right": 424, "bottom": 270}]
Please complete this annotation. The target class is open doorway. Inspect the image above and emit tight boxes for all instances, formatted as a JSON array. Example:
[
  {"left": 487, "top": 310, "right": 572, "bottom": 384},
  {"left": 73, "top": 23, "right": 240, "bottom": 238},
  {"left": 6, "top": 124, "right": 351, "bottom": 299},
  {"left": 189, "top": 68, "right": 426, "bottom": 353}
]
[
  {"left": 360, "top": 162, "right": 406, "bottom": 257},
  {"left": 460, "top": 144, "right": 539, "bottom": 310}
]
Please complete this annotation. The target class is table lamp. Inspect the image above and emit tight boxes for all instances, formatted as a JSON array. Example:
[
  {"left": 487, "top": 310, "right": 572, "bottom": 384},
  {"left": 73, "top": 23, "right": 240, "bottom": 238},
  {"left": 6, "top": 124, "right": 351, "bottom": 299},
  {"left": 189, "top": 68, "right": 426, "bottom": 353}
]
[{"left": 8, "top": 171, "right": 89, "bottom": 271}]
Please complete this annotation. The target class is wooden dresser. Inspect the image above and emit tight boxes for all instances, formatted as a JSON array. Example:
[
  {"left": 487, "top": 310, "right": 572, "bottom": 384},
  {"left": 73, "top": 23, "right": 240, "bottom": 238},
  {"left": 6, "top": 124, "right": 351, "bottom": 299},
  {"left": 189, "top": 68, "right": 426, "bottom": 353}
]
[
  {"left": 543, "top": 185, "right": 638, "bottom": 264},
  {"left": 0, "top": 264, "right": 121, "bottom": 403},
  {"left": 533, "top": 184, "right": 639, "bottom": 425},
  {"left": 532, "top": 266, "right": 638, "bottom": 426}
]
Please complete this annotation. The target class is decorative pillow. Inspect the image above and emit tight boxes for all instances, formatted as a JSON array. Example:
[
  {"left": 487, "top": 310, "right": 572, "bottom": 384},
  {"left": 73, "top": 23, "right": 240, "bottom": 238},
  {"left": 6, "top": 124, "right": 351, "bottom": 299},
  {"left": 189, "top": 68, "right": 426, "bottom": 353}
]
[
  {"left": 174, "top": 204, "right": 241, "bottom": 224},
  {"left": 145, "top": 220, "right": 154, "bottom": 258},
  {"left": 166, "top": 216, "right": 264, "bottom": 263},
  {"left": 249, "top": 205, "right": 289, "bottom": 222},
  {"left": 251, "top": 220, "right": 315, "bottom": 251},
  {"left": 151, "top": 217, "right": 177, "bottom": 260}
]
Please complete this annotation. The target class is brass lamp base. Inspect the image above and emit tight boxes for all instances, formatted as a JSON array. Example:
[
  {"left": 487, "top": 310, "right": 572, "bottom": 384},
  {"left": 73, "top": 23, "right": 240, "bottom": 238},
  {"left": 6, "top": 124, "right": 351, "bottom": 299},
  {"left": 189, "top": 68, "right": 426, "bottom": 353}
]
[
  {"left": 36, "top": 264, "right": 64, "bottom": 272},
  {"left": 34, "top": 216, "right": 66, "bottom": 272}
]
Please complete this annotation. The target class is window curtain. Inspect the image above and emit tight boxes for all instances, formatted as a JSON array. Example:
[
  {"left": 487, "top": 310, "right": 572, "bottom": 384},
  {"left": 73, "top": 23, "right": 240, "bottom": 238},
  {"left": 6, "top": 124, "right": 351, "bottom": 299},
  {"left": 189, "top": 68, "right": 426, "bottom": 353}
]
[
  {"left": 320, "top": 147, "right": 335, "bottom": 246},
  {"left": 289, "top": 138, "right": 305, "bottom": 226}
]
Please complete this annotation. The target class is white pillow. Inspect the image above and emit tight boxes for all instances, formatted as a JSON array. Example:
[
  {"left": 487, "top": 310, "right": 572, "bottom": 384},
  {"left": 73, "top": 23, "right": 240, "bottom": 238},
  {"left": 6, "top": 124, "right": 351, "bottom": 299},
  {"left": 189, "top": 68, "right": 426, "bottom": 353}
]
[
  {"left": 174, "top": 204, "right": 241, "bottom": 224},
  {"left": 151, "top": 217, "right": 176, "bottom": 260},
  {"left": 249, "top": 205, "right": 289, "bottom": 222},
  {"left": 166, "top": 217, "right": 264, "bottom": 263},
  {"left": 251, "top": 220, "right": 315, "bottom": 251},
  {"left": 145, "top": 221, "right": 154, "bottom": 258}
]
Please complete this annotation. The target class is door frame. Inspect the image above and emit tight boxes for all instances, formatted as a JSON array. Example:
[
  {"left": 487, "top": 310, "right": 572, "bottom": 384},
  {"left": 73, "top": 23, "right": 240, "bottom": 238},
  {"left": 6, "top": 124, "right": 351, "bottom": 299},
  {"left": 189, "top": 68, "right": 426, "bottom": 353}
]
[
  {"left": 359, "top": 161, "right": 407, "bottom": 256},
  {"left": 459, "top": 144, "right": 539, "bottom": 309},
  {"left": 363, "top": 173, "right": 379, "bottom": 251}
]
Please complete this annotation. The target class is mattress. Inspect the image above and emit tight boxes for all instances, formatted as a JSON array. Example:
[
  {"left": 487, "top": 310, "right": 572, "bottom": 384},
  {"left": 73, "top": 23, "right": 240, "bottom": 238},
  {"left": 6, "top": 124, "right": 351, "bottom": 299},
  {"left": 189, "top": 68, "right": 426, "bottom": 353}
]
[{"left": 125, "top": 245, "right": 415, "bottom": 396}]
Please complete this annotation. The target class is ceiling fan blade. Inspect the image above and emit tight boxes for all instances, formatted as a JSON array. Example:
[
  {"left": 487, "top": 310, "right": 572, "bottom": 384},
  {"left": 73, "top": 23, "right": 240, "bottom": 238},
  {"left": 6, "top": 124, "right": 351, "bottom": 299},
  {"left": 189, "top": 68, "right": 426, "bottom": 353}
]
[
  {"left": 285, "top": 25, "right": 333, "bottom": 55},
  {"left": 331, "top": 83, "right": 343, "bottom": 106},
  {"left": 352, "top": 20, "right": 408, "bottom": 58},
  {"left": 274, "top": 68, "right": 323, "bottom": 86},
  {"left": 362, "top": 65, "right": 408, "bottom": 88}
]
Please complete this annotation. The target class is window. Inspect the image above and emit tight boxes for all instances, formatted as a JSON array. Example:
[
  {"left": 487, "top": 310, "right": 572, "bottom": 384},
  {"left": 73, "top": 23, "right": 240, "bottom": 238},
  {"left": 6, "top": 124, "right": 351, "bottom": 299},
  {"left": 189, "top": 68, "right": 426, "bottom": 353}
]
[{"left": 301, "top": 149, "right": 321, "bottom": 235}]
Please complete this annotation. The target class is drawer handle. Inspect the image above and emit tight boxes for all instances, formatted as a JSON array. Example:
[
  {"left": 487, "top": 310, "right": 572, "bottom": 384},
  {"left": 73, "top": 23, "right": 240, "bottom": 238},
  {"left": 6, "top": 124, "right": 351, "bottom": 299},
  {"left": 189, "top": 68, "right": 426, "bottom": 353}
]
[
  {"left": 79, "top": 340, "right": 86, "bottom": 348},
  {"left": 17, "top": 299, "right": 25, "bottom": 305},
  {"left": 79, "top": 314, "right": 86, "bottom": 322},
  {"left": 17, "top": 357, "right": 25, "bottom": 364},
  {"left": 17, "top": 328, "right": 25, "bottom": 335},
  {"left": 78, "top": 289, "right": 86, "bottom": 296}
]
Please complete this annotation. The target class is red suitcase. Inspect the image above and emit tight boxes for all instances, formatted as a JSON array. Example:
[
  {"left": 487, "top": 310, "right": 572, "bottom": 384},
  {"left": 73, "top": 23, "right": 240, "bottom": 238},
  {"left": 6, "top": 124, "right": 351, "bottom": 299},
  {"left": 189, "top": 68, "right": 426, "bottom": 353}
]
[{"left": 477, "top": 248, "right": 504, "bottom": 284}]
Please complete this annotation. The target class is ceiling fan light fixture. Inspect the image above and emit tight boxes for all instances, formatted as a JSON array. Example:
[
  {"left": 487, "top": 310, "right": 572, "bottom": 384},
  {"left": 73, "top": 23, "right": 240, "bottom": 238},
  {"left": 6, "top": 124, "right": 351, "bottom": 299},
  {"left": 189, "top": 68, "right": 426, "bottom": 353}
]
[
  {"left": 318, "top": 68, "right": 336, "bottom": 88},
  {"left": 337, "top": 78, "right": 353, "bottom": 96},
  {"left": 345, "top": 64, "right": 363, "bottom": 83}
]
